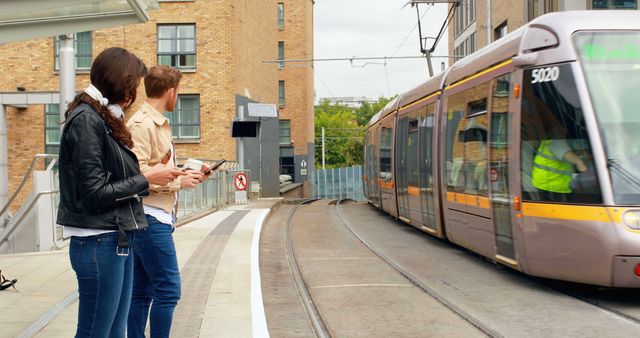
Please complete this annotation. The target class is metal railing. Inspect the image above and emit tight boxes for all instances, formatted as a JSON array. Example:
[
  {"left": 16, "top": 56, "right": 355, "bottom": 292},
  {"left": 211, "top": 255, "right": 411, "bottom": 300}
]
[
  {"left": 0, "top": 154, "right": 58, "bottom": 223},
  {"left": 1, "top": 154, "right": 251, "bottom": 254},
  {"left": 177, "top": 169, "right": 251, "bottom": 218},
  {"left": 313, "top": 165, "right": 365, "bottom": 201}
]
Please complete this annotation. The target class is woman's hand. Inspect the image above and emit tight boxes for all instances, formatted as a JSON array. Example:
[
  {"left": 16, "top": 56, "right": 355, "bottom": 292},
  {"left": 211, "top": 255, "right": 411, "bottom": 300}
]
[{"left": 143, "top": 163, "right": 184, "bottom": 186}]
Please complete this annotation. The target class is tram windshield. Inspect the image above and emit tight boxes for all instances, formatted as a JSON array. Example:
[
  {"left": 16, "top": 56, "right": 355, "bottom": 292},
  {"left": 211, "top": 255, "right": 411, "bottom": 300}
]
[{"left": 575, "top": 32, "right": 640, "bottom": 204}]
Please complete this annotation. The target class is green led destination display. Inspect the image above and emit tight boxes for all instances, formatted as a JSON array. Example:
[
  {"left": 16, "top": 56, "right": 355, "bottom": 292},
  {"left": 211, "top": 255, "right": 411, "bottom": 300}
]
[
  {"left": 575, "top": 32, "right": 640, "bottom": 62},
  {"left": 580, "top": 44, "right": 640, "bottom": 61}
]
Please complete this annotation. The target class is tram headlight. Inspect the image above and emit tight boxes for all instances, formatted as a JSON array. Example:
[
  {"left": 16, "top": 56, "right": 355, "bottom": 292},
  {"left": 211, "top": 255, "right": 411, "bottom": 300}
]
[{"left": 622, "top": 211, "right": 640, "bottom": 230}]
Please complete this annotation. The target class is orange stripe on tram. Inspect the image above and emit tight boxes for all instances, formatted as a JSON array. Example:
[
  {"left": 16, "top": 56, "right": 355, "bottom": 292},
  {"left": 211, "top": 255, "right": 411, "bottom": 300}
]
[{"left": 407, "top": 186, "right": 420, "bottom": 196}]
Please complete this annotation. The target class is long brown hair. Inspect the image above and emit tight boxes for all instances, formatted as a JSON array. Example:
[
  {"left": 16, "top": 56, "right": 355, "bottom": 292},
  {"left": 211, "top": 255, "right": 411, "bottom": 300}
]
[{"left": 65, "top": 47, "right": 147, "bottom": 148}]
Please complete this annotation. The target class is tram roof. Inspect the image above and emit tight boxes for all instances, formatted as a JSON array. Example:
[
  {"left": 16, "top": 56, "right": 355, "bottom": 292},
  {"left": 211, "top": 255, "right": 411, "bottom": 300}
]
[
  {"left": 446, "top": 10, "right": 640, "bottom": 86},
  {"left": 397, "top": 71, "right": 446, "bottom": 110},
  {"left": 365, "top": 10, "right": 640, "bottom": 129}
]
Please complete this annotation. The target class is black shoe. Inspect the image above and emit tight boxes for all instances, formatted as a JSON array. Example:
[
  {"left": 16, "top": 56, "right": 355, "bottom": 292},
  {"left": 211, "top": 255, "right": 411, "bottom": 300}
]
[{"left": 0, "top": 270, "right": 17, "bottom": 291}]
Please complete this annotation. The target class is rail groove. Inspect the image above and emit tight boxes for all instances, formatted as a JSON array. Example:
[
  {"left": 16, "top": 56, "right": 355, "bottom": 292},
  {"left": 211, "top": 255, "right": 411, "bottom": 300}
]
[
  {"left": 284, "top": 199, "right": 331, "bottom": 338},
  {"left": 335, "top": 200, "right": 502, "bottom": 338}
]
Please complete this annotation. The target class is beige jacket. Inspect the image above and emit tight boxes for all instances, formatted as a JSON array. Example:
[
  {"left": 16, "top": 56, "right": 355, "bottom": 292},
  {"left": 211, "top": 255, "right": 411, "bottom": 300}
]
[{"left": 127, "top": 102, "right": 182, "bottom": 213}]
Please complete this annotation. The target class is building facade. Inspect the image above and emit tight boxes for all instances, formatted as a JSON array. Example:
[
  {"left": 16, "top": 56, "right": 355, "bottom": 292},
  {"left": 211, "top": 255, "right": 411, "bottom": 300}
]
[
  {"left": 449, "top": 0, "right": 638, "bottom": 60},
  {"left": 0, "top": 0, "right": 314, "bottom": 208},
  {"left": 277, "top": 0, "right": 315, "bottom": 190}
]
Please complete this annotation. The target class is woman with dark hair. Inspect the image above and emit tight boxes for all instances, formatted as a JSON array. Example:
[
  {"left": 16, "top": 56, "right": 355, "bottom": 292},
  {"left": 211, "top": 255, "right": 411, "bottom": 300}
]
[{"left": 57, "top": 47, "right": 183, "bottom": 338}]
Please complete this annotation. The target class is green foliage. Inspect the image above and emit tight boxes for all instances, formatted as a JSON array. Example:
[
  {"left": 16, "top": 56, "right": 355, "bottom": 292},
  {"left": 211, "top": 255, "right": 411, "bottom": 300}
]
[
  {"left": 355, "top": 96, "right": 395, "bottom": 126},
  {"left": 314, "top": 96, "right": 394, "bottom": 168}
]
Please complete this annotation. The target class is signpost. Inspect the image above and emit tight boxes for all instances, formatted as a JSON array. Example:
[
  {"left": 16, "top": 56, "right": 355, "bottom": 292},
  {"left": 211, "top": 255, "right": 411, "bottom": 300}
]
[
  {"left": 234, "top": 172, "right": 248, "bottom": 204},
  {"left": 300, "top": 159, "right": 307, "bottom": 176}
]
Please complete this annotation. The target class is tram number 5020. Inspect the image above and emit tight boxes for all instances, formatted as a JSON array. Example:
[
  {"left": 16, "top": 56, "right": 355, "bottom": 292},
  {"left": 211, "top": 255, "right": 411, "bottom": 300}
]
[{"left": 531, "top": 66, "right": 560, "bottom": 84}]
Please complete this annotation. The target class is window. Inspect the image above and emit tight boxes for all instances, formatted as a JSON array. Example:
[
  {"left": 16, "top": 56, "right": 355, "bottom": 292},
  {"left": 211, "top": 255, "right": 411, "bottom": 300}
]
[
  {"left": 520, "top": 64, "right": 601, "bottom": 204},
  {"left": 278, "top": 3, "right": 285, "bottom": 30},
  {"left": 166, "top": 95, "right": 200, "bottom": 141},
  {"left": 494, "top": 21, "right": 508, "bottom": 41},
  {"left": 280, "top": 146, "right": 295, "bottom": 181},
  {"left": 279, "top": 80, "right": 285, "bottom": 106},
  {"left": 454, "top": 0, "right": 476, "bottom": 37},
  {"left": 575, "top": 32, "right": 640, "bottom": 204},
  {"left": 278, "top": 41, "right": 285, "bottom": 69},
  {"left": 454, "top": 32, "right": 476, "bottom": 61},
  {"left": 54, "top": 32, "right": 92, "bottom": 71},
  {"left": 279, "top": 120, "right": 291, "bottom": 144},
  {"left": 157, "top": 24, "right": 196, "bottom": 69},
  {"left": 45, "top": 104, "right": 61, "bottom": 156},
  {"left": 592, "top": 0, "right": 637, "bottom": 8},
  {"left": 380, "top": 127, "right": 393, "bottom": 179},
  {"left": 445, "top": 81, "right": 490, "bottom": 196},
  {"left": 528, "top": 0, "right": 559, "bottom": 20}
]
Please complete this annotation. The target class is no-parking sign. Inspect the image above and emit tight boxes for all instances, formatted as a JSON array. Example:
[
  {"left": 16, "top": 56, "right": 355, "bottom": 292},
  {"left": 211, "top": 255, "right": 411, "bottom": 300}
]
[{"left": 235, "top": 172, "right": 248, "bottom": 191}]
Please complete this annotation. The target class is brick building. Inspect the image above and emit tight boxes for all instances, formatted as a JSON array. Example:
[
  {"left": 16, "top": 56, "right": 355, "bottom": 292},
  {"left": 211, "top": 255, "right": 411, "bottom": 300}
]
[
  {"left": 0, "top": 0, "right": 314, "bottom": 208},
  {"left": 449, "top": 0, "right": 638, "bottom": 60}
]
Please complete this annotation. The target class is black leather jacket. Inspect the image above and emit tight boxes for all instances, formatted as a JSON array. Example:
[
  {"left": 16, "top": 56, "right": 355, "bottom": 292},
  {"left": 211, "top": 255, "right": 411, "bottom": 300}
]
[{"left": 57, "top": 104, "right": 149, "bottom": 232}]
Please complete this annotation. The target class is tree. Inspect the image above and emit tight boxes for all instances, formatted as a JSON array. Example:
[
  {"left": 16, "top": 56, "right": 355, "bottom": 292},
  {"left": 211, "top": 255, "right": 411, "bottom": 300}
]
[
  {"left": 314, "top": 107, "right": 364, "bottom": 168},
  {"left": 355, "top": 96, "right": 396, "bottom": 126},
  {"left": 314, "top": 96, "right": 395, "bottom": 168}
]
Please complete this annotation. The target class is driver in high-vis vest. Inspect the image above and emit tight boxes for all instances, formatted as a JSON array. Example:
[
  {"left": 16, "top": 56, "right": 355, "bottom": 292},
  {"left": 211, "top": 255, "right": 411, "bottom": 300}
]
[{"left": 532, "top": 138, "right": 587, "bottom": 201}]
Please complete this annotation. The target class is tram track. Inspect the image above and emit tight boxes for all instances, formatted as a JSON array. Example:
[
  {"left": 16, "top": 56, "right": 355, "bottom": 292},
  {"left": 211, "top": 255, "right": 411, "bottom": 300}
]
[
  {"left": 332, "top": 200, "right": 640, "bottom": 337},
  {"left": 283, "top": 198, "right": 331, "bottom": 338},
  {"left": 538, "top": 279, "right": 640, "bottom": 328},
  {"left": 334, "top": 199, "right": 501, "bottom": 338}
]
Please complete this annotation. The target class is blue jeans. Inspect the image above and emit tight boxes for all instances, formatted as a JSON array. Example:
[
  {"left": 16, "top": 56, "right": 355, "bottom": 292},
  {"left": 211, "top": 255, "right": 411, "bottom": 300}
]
[
  {"left": 128, "top": 215, "right": 181, "bottom": 338},
  {"left": 69, "top": 231, "right": 135, "bottom": 338}
]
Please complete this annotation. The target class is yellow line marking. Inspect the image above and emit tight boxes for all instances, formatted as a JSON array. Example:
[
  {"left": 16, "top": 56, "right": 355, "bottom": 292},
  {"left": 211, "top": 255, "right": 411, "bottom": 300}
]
[
  {"left": 446, "top": 59, "right": 513, "bottom": 91},
  {"left": 399, "top": 91, "right": 441, "bottom": 111}
]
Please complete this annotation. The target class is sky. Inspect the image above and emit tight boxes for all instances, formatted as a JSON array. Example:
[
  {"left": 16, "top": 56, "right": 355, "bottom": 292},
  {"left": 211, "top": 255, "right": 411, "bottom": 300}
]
[{"left": 313, "top": 0, "right": 450, "bottom": 102}]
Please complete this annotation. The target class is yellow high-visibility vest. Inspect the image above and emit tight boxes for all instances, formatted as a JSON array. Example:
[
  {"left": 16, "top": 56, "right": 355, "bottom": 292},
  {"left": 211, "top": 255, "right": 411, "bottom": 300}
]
[{"left": 532, "top": 139, "right": 574, "bottom": 193}]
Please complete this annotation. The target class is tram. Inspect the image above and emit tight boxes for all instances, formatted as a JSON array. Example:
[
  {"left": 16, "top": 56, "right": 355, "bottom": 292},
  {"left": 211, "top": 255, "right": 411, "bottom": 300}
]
[{"left": 363, "top": 11, "right": 640, "bottom": 287}]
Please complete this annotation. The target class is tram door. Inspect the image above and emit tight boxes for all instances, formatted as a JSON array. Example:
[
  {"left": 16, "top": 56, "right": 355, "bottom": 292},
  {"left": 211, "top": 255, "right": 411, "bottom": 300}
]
[
  {"left": 489, "top": 74, "right": 516, "bottom": 261},
  {"left": 379, "top": 114, "right": 398, "bottom": 217},
  {"left": 419, "top": 104, "right": 437, "bottom": 231},
  {"left": 397, "top": 111, "right": 421, "bottom": 223},
  {"left": 370, "top": 126, "right": 381, "bottom": 207}
]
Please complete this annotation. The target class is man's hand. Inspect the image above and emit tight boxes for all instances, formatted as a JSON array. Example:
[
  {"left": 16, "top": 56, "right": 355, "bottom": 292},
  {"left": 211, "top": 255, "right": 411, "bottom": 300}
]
[
  {"left": 576, "top": 160, "right": 587, "bottom": 173},
  {"left": 144, "top": 163, "right": 184, "bottom": 186},
  {"left": 181, "top": 170, "right": 204, "bottom": 189}
]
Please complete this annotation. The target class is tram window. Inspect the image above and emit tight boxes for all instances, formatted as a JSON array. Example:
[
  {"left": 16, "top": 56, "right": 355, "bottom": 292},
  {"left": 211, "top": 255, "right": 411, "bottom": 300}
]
[
  {"left": 380, "top": 127, "right": 393, "bottom": 180},
  {"left": 464, "top": 113, "right": 488, "bottom": 196},
  {"left": 446, "top": 93, "right": 467, "bottom": 192},
  {"left": 445, "top": 82, "right": 491, "bottom": 195},
  {"left": 490, "top": 74, "right": 511, "bottom": 198},
  {"left": 520, "top": 63, "right": 602, "bottom": 204},
  {"left": 407, "top": 119, "right": 419, "bottom": 186}
]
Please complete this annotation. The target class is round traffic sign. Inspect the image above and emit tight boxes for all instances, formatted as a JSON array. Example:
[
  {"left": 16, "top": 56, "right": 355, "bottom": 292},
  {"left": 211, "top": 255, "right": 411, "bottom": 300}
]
[{"left": 235, "top": 172, "right": 248, "bottom": 191}]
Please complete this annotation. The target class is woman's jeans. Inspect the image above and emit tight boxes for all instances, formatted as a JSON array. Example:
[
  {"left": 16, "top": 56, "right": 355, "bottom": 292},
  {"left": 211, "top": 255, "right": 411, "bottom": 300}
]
[
  {"left": 127, "top": 215, "right": 181, "bottom": 338},
  {"left": 69, "top": 231, "right": 134, "bottom": 338}
]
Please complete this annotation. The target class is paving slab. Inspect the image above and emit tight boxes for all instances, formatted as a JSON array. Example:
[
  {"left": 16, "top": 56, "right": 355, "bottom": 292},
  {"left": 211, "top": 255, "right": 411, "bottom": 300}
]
[{"left": 0, "top": 199, "right": 279, "bottom": 338}]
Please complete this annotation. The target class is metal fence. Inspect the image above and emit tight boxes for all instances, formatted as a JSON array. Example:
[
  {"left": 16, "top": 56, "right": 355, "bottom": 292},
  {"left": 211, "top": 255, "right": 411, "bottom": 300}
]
[
  {"left": 177, "top": 169, "right": 251, "bottom": 218},
  {"left": 312, "top": 165, "right": 365, "bottom": 201}
]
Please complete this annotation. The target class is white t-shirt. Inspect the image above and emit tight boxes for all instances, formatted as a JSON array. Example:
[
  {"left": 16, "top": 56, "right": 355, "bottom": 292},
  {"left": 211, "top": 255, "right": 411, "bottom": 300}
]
[
  {"left": 63, "top": 226, "right": 115, "bottom": 238},
  {"left": 144, "top": 143, "right": 177, "bottom": 226}
]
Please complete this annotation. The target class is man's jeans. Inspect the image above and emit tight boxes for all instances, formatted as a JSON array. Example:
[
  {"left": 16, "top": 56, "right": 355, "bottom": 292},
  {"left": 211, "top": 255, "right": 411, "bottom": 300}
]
[
  {"left": 69, "top": 231, "right": 134, "bottom": 338},
  {"left": 128, "top": 215, "right": 181, "bottom": 338}
]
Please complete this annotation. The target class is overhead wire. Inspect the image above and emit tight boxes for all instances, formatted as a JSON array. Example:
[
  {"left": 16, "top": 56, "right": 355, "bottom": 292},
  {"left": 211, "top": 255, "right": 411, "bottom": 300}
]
[{"left": 314, "top": 67, "right": 335, "bottom": 98}]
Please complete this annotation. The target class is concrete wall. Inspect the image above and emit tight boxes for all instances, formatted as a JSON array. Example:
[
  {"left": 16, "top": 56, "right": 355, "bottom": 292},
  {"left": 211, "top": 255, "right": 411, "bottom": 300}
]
[{"left": 235, "top": 95, "right": 279, "bottom": 197}]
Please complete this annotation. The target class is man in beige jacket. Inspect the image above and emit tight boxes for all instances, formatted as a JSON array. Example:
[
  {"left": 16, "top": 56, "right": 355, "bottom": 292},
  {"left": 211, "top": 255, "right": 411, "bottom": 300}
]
[{"left": 126, "top": 65, "right": 206, "bottom": 338}]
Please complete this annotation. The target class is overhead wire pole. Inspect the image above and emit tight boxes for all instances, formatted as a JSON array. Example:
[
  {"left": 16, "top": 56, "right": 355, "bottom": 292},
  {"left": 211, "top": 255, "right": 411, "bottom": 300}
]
[{"left": 406, "top": 0, "right": 460, "bottom": 77}]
